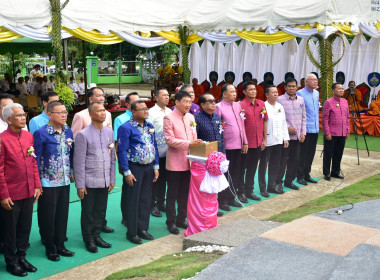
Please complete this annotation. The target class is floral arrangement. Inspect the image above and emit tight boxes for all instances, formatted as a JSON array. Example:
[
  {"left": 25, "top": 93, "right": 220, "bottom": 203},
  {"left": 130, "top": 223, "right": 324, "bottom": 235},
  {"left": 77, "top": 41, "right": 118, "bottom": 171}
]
[
  {"left": 261, "top": 107, "right": 267, "bottom": 118},
  {"left": 219, "top": 121, "right": 225, "bottom": 134},
  {"left": 27, "top": 146, "right": 36, "bottom": 157},
  {"left": 240, "top": 109, "right": 246, "bottom": 120},
  {"left": 190, "top": 121, "right": 197, "bottom": 134},
  {"left": 67, "top": 138, "right": 74, "bottom": 147}
]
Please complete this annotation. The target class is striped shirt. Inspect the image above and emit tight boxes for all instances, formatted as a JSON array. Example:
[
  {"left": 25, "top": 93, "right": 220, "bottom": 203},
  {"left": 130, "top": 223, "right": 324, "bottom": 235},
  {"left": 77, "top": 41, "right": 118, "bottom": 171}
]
[{"left": 277, "top": 93, "right": 306, "bottom": 140}]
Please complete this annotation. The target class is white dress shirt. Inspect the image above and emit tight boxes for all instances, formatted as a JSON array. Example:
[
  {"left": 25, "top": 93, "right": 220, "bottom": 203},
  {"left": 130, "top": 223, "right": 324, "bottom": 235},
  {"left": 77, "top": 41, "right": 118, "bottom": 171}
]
[
  {"left": 264, "top": 101, "right": 290, "bottom": 147},
  {"left": 78, "top": 82, "right": 85, "bottom": 95},
  {"left": 68, "top": 82, "right": 79, "bottom": 98},
  {"left": 148, "top": 103, "right": 172, "bottom": 157}
]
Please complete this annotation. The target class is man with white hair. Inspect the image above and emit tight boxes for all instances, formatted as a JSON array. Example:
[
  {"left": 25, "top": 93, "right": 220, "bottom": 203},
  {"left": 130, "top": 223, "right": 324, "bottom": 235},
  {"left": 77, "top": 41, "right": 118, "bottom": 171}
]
[
  {"left": 296, "top": 73, "right": 320, "bottom": 185},
  {"left": 0, "top": 103, "right": 42, "bottom": 277}
]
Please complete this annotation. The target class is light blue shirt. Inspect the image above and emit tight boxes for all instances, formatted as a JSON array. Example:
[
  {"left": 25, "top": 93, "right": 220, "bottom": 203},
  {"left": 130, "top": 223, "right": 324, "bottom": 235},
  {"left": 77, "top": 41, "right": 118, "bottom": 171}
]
[
  {"left": 114, "top": 110, "right": 132, "bottom": 140},
  {"left": 297, "top": 87, "right": 320, "bottom": 133},
  {"left": 29, "top": 111, "right": 49, "bottom": 135}
]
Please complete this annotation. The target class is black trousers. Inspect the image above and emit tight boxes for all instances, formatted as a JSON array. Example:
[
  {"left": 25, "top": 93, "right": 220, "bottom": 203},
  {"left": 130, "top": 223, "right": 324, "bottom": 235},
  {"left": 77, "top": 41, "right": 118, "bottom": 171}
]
[
  {"left": 125, "top": 162, "right": 153, "bottom": 236},
  {"left": 151, "top": 157, "right": 167, "bottom": 208},
  {"left": 297, "top": 133, "right": 318, "bottom": 180},
  {"left": 121, "top": 179, "right": 128, "bottom": 224},
  {"left": 166, "top": 170, "right": 190, "bottom": 226},
  {"left": 81, "top": 187, "right": 109, "bottom": 242},
  {"left": 239, "top": 147, "right": 261, "bottom": 195},
  {"left": 218, "top": 149, "right": 242, "bottom": 203},
  {"left": 323, "top": 136, "right": 346, "bottom": 176},
  {"left": 0, "top": 207, "right": 4, "bottom": 250},
  {"left": 276, "top": 140, "right": 300, "bottom": 185},
  {"left": 2, "top": 197, "right": 33, "bottom": 265},
  {"left": 37, "top": 185, "right": 70, "bottom": 254},
  {"left": 258, "top": 144, "right": 282, "bottom": 192}
]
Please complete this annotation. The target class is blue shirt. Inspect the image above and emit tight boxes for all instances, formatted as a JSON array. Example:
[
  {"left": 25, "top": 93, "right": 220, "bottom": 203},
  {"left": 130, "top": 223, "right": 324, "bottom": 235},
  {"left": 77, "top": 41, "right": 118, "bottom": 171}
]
[
  {"left": 297, "top": 87, "right": 320, "bottom": 133},
  {"left": 195, "top": 110, "right": 225, "bottom": 153},
  {"left": 29, "top": 111, "right": 49, "bottom": 135},
  {"left": 114, "top": 110, "right": 132, "bottom": 140},
  {"left": 117, "top": 118, "right": 159, "bottom": 176},
  {"left": 34, "top": 123, "right": 74, "bottom": 187}
]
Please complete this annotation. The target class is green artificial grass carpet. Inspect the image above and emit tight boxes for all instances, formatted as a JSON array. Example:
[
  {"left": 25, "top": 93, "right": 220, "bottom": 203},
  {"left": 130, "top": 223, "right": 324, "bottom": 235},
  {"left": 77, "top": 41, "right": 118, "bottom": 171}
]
[{"left": 0, "top": 163, "right": 319, "bottom": 279}]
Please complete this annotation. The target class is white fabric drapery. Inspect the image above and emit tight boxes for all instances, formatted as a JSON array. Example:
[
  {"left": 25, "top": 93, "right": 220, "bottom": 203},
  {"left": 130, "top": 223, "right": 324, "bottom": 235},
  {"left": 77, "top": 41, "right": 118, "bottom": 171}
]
[
  {"left": 190, "top": 36, "right": 380, "bottom": 98},
  {"left": 3, "top": 25, "right": 72, "bottom": 40},
  {"left": 115, "top": 31, "right": 168, "bottom": 48}
]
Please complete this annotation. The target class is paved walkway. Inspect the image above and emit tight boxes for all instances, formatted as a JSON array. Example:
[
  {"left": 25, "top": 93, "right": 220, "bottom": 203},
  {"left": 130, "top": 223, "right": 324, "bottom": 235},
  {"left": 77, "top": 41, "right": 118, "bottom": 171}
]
[
  {"left": 195, "top": 199, "right": 380, "bottom": 280},
  {"left": 43, "top": 146, "right": 380, "bottom": 280}
]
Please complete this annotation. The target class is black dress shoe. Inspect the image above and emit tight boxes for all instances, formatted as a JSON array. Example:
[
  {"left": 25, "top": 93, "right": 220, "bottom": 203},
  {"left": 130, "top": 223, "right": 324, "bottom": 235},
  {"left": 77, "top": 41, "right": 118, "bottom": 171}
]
[
  {"left": 237, "top": 193, "right": 248, "bottom": 203},
  {"left": 95, "top": 237, "right": 112, "bottom": 248},
  {"left": 127, "top": 234, "right": 142, "bottom": 244},
  {"left": 157, "top": 203, "right": 167, "bottom": 212},
  {"left": 138, "top": 230, "right": 154, "bottom": 240},
  {"left": 85, "top": 240, "right": 98, "bottom": 253},
  {"left": 305, "top": 177, "right": 318, "bottom": 184},
  {"left": 6, "top": 264, "right": 27, "bottom": 277},
  {"left": 46, "top": 252, "right": 60, "bottom": 261},
  {"left": 297, "top": 179, "right": 308, "bottom": 185},
  {"left": 324, "top": 175, "right": 331, "bottom": 181},
  {"left": 284, "top": 182, "right": 300, "bottom": 190},
  {"left": 331, "top": 174, "right": 344, "bottom": 179},
  {"left": 101, "top": 225, "right": 114, "bottom": 233},
  {"left": 217, "top": 211, "right": 224, "bottom": 217},
  {"left": 260, "top": 191, "right": 269, "bottom": 197},
  {"left": 268, "top": 188, "right": 284, "bottom": 194},
  {"left": 57, "top": 247, "right": 75, "bottom": 257},
  {"left": 246, "top": 192, "right": 261, "bottom": 201},
  {"left": 219, "top": 204, "right": 231, "bottom": 211},
  {"left": 167, "top": 224, "right": 179, "bottom": 234},
  {"left": 176, "top": 220, "right": 188, "bottom": 229},
  {"left": 228, "top": 200, "right": 242, "bottom": 208},
  {"left": 151, "top": 206, "right": 162, "bottom": 217},
  {"left": 19, "top": 259, "right": 37, "bottom": 273}
]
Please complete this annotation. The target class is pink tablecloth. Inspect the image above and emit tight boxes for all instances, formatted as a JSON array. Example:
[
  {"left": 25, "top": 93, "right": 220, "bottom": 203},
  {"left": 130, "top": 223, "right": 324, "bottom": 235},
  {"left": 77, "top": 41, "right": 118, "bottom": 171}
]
[{"left": 184, "top": 162, "right": 218, "bottom": 237}]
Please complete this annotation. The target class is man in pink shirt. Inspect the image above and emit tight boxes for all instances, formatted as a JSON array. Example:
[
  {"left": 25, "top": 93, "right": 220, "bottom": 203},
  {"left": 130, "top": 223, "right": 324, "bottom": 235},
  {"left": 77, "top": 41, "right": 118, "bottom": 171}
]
[
  {"left": 322, "top": 83, "right": 350, "bottom": 181},
  {"left": 0, "top": 103, "right": 42, "bottom": 277},
  {"left": 71, "top": 87, "right": 114, "bottom": 234},
  {"left": 215, "top": 84, "right": 248, "bottom": 211},
  {"left": 71, "top": 87, "right": 113, "bottom": 138},
  {"left": 239, "top": 81, "right": 268, "bottom": 202},
  {"left": 164, "top": 91, "right": 202, "bottom": 234}
]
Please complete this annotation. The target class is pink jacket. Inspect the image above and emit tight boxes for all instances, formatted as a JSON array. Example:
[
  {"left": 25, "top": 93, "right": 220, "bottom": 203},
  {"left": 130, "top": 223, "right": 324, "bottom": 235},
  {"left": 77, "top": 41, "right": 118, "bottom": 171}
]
[
  {"left": 215, "top": 99, "right": 248, "bottom": 150},
  {"left": 322, "top": 96, "right": 350, "bottom": 137},
  {"left": 71, "top": 108, "right": 113, "bottom": 138},
  {"left": 164, "top": 108, "right": 197, "bottom": 171}
]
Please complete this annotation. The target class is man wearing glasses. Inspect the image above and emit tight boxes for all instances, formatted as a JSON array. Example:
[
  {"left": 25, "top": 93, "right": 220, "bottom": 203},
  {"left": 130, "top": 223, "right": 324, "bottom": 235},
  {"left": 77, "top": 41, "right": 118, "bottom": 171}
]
[
  {"left": 0, "top": 103, "right": 41, "bottom": 277},
  {"left": 29, "top": 91, "right": 59, "bottom": 134},
  {"left": 117, "top": 100, "right": 159, "bottom": 244},
  {"left": 34, "top": 101, "right": 75, "bottom": 262}
]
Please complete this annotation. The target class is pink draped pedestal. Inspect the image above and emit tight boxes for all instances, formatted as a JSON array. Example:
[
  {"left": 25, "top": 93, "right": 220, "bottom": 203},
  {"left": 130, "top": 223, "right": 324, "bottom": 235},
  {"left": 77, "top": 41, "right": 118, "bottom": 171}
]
[{"left": 184, "top": 162, "right": 218, "bottom": 237}]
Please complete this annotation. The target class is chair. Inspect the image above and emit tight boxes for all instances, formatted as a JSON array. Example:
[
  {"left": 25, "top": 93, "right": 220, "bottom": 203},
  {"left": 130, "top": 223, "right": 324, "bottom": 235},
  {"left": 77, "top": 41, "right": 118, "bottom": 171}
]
[
  {"left": 356, "top": 82, "right": 371, "bottom": 109},
  {"left": 25, "top": 95, "right": 42, "bottom": 121}
]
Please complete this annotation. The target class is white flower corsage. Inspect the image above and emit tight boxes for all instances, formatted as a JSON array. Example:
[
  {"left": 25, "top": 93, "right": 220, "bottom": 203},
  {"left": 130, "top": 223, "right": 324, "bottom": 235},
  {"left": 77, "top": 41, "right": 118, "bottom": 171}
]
[
  {"left": 149, "top": 128, "right": 155, "bottom": 134},
  {"left": 67, "top": 138, "right": 74, "bottom": 147},
  {"left": 27, "top": 146, "right": 36, "bottom": 157},
  {"left": 240, "top": 109, "right": 246, "bottom": 120},
  {"left": 108, "top": 143, "right": 115, "bottom": 149},
  {"left": 190, "top": 121, "right": 197, "bottom": 134},
  {"left": 219, "top": 122, "right": 225, "bottom": 134}
]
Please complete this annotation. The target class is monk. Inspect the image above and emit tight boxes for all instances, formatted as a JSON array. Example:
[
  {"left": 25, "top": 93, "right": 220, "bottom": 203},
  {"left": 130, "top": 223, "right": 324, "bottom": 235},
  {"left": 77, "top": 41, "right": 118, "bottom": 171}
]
[
  {"left": 343, "top": 81, "right": 364, "bottom": 112},
  {"left": 192, "top": 78, "right": 204, "bottom": 104},
  {"left": 209, "top": 80, "right": 222, "bottom": 101},
  {"left": 298, "top": 78, "right": 305, "bottom": 90},
  {"left": 253, "top": 79, "right": 265, "bottom": 101},
  {"left": 368, "top": 90, "right": 380, "bottom": 116}
]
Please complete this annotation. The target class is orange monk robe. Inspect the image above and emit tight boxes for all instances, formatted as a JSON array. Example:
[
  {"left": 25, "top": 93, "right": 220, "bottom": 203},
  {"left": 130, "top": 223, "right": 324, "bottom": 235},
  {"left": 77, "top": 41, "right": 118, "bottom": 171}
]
[
  {"left": 277, "top": 85, "right": 285, "bottom": 96},
  {"left": 343, "top": 88, "right": 364, "bottom": 112},
  {"left": 368, "top": 90, "right": 380, "bottom": 116},
  {"left": 193, "top": 84, "right": 204, "bottom": 103},
  {"left": 209, "top": 85, "right": 222, "bottom": 101},
  {"left": 256, "top": 85, "right": 266, "bottom": 101}
]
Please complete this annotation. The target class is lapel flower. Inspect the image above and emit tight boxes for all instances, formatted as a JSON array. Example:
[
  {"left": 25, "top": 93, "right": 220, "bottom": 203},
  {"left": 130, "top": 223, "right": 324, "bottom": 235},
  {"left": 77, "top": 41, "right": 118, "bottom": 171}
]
[
  {"left": 149, "top": 128, "right": 155, "bottom": 134},
  {"left": 190, "top": 121, "right": 197, "bottom": 134},
  {"left": 106, "top": 122, "right": 111, "bottom": 128},
  {"left": 336, "top": 103, "right": 340, "bottom": 107},
  {"left": 300, "top": 103, "right": 303, "bottom": 107},
  {"left": 240, "top": 109, "right": 246, "bottom": 120},
  {"left": 108, "top": 143, "right": 115, "bottom": 149},
  {"left": 219, "top": 122, "right": 225, "bottom": 134},
  {"left": 278, "top": 108, "right": 282, "bottom": 113},
  {"left": 27, "top": 146, "right": 36, "bottom": 157},
  {"left": 67, "top": 138, "right": 74, "bottom": 147},
  {"left": 193, "top": 109, "right": 196, "bottom": 113},
  {"left": 107, "top": 138, "right": 111, "bottom": 142},
  {"left": 261, "top": 107, "right": 266, "bottom": 118}
]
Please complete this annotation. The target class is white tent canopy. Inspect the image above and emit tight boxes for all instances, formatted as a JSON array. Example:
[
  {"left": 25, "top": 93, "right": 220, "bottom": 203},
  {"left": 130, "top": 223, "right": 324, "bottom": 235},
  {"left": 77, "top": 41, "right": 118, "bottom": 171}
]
[{"left": 0, "top": 0, "right": 378, "bottom": 33}]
